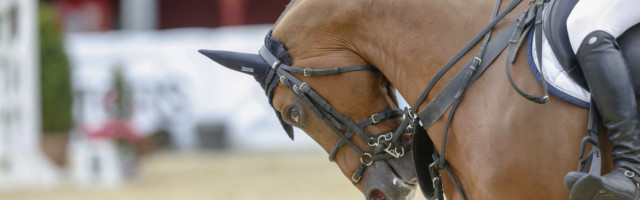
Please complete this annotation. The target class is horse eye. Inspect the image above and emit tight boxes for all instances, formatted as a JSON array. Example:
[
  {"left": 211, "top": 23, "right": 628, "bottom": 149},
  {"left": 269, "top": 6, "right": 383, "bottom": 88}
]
[{"left": 290, "top": 107, "right": 301, "bottom": 124}]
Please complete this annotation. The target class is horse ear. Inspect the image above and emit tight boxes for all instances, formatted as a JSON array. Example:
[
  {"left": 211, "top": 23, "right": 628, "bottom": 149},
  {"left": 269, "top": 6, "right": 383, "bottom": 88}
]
[{"left": 198, "top": 49, "right": 270, "bottom": 77}]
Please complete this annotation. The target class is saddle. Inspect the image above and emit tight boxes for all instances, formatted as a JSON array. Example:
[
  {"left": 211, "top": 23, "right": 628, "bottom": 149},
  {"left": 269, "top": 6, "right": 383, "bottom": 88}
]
[{"left": 542, "top": 0, "right": 640, "bottom": 90}]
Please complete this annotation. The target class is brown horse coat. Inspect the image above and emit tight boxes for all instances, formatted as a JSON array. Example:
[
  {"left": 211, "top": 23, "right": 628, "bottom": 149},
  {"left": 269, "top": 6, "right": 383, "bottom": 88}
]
[{"left": 270, "top": 0, "right": 614, "bottom": 199}]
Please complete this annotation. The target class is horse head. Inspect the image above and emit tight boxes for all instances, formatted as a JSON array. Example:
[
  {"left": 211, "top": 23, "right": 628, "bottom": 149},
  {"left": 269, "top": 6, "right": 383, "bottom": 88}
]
[{"left": 199, "top": 1, "right": 417, "bottom": 199}]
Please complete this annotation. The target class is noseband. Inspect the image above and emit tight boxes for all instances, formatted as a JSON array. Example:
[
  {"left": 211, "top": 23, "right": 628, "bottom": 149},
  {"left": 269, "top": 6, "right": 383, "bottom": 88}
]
[{"left": 259, "top": 46, "right": 413, "bottom": 184}]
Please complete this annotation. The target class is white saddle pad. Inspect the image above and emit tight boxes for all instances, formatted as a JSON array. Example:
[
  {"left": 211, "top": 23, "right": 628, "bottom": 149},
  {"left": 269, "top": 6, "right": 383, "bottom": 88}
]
[{"left": 529, "top": 26, "right": 591, "bottom": 108}]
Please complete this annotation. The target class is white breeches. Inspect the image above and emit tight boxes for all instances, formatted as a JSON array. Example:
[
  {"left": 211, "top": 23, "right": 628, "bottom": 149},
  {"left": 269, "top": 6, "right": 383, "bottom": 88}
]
[{"left": 566, "top": 0, "right": 640, "bottom": 53}]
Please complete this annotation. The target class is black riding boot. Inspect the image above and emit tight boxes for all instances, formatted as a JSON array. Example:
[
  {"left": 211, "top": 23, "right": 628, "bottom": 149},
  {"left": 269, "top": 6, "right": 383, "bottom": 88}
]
[
  {"left": 565, "top": 31, "right": 640, "bottom": 200},
  {"left": 615, "top": 27, "right": 640, "bottom": 118}
]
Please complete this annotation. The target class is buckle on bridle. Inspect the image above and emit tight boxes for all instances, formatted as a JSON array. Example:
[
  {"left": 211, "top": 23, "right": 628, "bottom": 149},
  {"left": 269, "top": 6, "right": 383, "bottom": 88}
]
[
  {"left": 352, "top": 173, "right": 362, "bottom": 183},
  {"left": 371, "top": 114, "right": 380, "bottom": 124},
  {"left": 303, "top": 68, "right": 312, "bottom": 76},
  {"left": 473, "top": 56, "right": 482, "bottom": 65},
  {"left": 293, "top": 83, "right": 307, "bottom": 95}
]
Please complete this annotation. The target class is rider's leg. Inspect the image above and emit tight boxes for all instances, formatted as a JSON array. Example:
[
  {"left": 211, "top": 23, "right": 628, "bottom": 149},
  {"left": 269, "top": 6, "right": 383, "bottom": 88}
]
[
  {"left": 568, "top": 0, "right": 640, "bottom": 119},
  {"left": 567, "top": 0, "right": 640, "bottom": 53},
  {"left": 626, "top": 54, "right": 640, "bottom": 117},
  {"left": 617, "top": 30, "right": 640, "bottom": 117},
  {"left": 564, "top": 0, "right": 640, "bottom": 199},
  {"left": 567, "top": 30, "right": 640, "bottom": 200}
]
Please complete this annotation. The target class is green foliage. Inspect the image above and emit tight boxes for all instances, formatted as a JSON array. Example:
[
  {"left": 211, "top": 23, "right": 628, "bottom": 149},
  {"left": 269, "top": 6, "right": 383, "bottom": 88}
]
[{"left": 39, "top": 2, "right": 73, "bottom": 133}]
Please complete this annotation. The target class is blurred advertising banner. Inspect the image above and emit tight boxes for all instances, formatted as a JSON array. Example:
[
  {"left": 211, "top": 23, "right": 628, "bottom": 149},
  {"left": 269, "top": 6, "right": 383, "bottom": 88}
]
[{"left": 0, "top": 0, "right": 60, "bottom": 188}]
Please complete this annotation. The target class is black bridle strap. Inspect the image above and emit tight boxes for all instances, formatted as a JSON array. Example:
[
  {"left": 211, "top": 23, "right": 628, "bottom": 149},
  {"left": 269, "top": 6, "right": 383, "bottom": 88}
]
[
  {"left": 329, "top": 130, "right": 357, "bottom": 161},
  {"left": 279, "top": 65, "right": 377, "bottom": 76},
  {"left": 352, "top": 140, "right": 414, "bottom": 183},
  {"left": 329, "top": 108, "right": 403, "bottom": 161},
  {"left": 359, "top": 109, "right": 404, "bottom": 127},
  {"left": 283, "top": 71, "right": 408, "bottom": 183},
  {"left": 278, "top": 73, "right": 367, "bottom": 156},
  {"left": 261, "top": 49, "right": 381, "bottom": 145},
  {"left": 260, "top": 46, "right": 410, "bottom": 184},
  {"left": 295, "top": 81, "right": 376, "bottom": 143},
  {"left": 292, "top": 73, "right": 410, "bottom": 164}
]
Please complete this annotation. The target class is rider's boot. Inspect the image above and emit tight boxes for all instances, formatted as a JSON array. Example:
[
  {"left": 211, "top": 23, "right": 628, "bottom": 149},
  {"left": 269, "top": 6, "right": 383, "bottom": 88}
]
[
  {"left": 620, "top": 39, "right": 640, "bottom": 118},
  {"left": 613, "top": 29, "right": 640, "bottom": 118},
  {"left": 564, "top": 30, "right": 640, "bottom": 200},
  {"left": 628, "top": 65, "right": 640, "bottom": 119}
]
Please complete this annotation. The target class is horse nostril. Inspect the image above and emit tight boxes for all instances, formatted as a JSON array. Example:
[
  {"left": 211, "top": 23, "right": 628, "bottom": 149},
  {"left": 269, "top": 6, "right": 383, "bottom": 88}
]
[{"left": 370, "top": 189, "right": 387, "bottom": 200}]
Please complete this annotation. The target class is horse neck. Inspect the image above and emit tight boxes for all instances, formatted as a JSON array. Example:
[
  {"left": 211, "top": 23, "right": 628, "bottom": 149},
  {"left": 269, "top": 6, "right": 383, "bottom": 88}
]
[{"left": 352, "top": 0, "right": 524, "bottom": 108}]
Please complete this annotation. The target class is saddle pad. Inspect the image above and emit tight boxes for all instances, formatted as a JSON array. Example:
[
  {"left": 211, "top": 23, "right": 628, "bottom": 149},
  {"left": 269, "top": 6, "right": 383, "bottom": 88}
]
[{"left": 527, "top": 26, "right": 590, "bottom": 108}]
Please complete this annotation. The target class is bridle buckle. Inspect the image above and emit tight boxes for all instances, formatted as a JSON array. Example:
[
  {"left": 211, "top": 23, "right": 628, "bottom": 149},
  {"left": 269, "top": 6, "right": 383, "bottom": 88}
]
[
  {"left": 352, "top": 173, "right": 362, "bottom": 183},
  {"left": 303, "top": 68, "right": 312, "bottom": 76},
  {"left": 371, "top": 114, "right": 380, "bottom": 124},
  {"left": 279, "top": 76, "right": 288, "bottom": 84},
  {"left": 293, "top": 84, "right": 300, "bottom": 94},
  {"left": 293, "top": 82, "right": 307, "bottom": 94}
]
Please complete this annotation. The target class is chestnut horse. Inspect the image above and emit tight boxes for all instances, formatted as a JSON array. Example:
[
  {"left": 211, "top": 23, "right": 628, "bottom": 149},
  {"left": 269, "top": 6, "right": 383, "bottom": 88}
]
[{"left": 199, "top": 0, "right": 627, "bottom": 199}]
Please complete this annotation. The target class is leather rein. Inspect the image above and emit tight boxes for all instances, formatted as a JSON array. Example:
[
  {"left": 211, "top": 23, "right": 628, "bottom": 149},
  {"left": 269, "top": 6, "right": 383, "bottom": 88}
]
[
  {"left": 403, "top": 0, "right": 551, "bottom": 199},
  {"left": 258, "top": 46, "right": 413, "bottom": 184}
]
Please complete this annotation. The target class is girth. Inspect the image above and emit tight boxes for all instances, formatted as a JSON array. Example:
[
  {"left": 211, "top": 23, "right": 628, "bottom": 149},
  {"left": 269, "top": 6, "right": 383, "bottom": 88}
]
[{"left": 258, "top": 46, "right": 412, "bottom": 184}]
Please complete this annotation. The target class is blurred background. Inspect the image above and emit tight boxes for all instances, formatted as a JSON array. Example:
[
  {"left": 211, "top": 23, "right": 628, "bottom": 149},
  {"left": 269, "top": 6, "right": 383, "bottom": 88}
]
[{"left": 0, "top": 0, "right": 418, "bottom": 199}]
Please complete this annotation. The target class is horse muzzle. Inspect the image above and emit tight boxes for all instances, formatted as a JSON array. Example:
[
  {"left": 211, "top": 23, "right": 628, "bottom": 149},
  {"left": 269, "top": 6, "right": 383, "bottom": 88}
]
[{"left": 362, "top": 151, "right": 417, "bottom": 200}]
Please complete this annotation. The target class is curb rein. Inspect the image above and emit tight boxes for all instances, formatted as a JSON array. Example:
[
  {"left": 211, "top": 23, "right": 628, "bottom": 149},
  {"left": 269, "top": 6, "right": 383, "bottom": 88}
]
[{"left": 399, "top": 0, "right": 553, "bottom": 199}]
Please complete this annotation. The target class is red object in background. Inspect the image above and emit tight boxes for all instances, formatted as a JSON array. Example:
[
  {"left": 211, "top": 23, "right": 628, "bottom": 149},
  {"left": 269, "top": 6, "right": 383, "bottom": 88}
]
[
  {"left": 55, "top": 0, "right": 114, "bottom": 32},
  {"left": 52, "top": 0, "right": 291, "bottom": 31},
  {"left": 159, "top": 0, "right": 220, "bottom": 29},
  {"left": 84, "top": 89, "right": 141, "bottom": 142},
  {"left": 219, "top": 0, "right": 246, "bottom": 26},
  {"left": 83, "top": 121, "right": 153, "bottom": 156},
  {"left": 158, "top": 0, "right": 289, "bottom": 29},
  {"left": 85, "top": 120, "right": 142, "bottom": 142},
  {"left": 244, "top": 0, "right": 290, "bottom": 25}
]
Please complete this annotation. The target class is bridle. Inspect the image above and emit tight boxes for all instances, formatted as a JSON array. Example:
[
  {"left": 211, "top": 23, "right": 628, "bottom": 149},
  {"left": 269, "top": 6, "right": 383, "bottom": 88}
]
[{"left": 258, "top": 43, "right": 413, "bottom": 184}]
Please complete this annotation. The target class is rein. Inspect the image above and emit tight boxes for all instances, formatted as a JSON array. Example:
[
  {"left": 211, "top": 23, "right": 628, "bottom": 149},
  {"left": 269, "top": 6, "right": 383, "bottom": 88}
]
[
  {"left": 397, "top": 0, "right": 551, "bottom": 199},
  {"left": 258, "top": 46, "right": 412, "bottom": 184}
]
